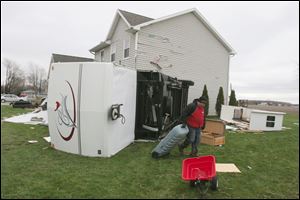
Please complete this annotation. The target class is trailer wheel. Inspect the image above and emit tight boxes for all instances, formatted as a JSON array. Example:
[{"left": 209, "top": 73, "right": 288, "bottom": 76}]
[
  {"left": 210, "top": 176, "right": 218, "bottom": 191},
  {"left": 189, "top": 180, "right": 196, "bottom": 187}
]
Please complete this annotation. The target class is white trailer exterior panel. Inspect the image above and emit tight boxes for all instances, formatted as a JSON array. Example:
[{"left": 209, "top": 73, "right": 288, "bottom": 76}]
[
  {"left": 249, "top": 110, "right": 285, "bottom": 131},
  {"left": 48, "top": 62, "right": 136, "bottom": 157}
]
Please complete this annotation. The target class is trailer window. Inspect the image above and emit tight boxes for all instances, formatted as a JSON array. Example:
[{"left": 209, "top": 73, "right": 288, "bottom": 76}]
[
  {"left": 267, "top": 116, "right": 275, "bottom": 121},
  {"left": 266, "top": 115, "right": 275, "bottom": 127}
]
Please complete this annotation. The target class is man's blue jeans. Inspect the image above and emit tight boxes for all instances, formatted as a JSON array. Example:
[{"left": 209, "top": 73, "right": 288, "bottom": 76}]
[
  {"left": 179, "top": 125, "right": 202, "bottom": 153},
  {"left": 188, "top": 126, "right": 201, "bottom": 153}
]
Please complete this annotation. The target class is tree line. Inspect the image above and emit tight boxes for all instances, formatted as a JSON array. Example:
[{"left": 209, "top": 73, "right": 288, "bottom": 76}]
[
  {"left": 1, "top": 58, "right": 48, "bottom": 96},
  {"left": 200, "top": 84, "right": 238, "bottom": 117}
]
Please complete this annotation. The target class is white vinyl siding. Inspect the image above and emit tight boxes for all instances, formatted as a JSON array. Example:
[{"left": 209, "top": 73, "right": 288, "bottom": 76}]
[
  {"left": 94, "top": 17, "right": 136, "bottom": 68},
  {"left": 135, "top": 13, "right": 230, "bottom": 115},
  {"left": 95, "top": 46, "right": 110, "bottom": 62}
]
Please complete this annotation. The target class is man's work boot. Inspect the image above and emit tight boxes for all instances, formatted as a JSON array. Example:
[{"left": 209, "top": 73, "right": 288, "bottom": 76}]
[{"left": 189, "top": 149, "right": 198, "bottom": 157}]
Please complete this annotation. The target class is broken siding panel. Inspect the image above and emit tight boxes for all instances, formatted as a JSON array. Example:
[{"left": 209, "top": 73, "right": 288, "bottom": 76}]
[{"left": 136, "top": 13, "right": 230, "bottom": 115}]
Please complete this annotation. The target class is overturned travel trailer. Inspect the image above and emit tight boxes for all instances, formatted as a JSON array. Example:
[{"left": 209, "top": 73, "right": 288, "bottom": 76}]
[
  {"left": 135, "top": 71, "right": 194, "bottom": 140},
  {"left": 47, "top": 62, "right": 194, "bottom": 157}
]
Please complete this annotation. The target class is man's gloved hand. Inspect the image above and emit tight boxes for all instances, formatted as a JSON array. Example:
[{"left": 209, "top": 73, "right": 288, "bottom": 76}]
[{"left": 181, "top": 123, "right": 187, "bottom": 128}]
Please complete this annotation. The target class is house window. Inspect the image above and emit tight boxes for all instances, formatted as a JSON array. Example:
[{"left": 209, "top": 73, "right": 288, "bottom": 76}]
[
  {"left": 110, "top": 43, "right": 116, "bottom": 62},
  {"left": 100, "top": 50, "right": 104, "bottom": 62},
  {"left": 123, "top": 38, "right": 130, "bottom": 58},
  {"left": 266, "top": 115, "right": 275, "bottom": 127}
]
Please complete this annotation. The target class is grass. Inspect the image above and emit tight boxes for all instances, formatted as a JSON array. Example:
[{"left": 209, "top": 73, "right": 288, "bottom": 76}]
[{"left": 1, "top": 105, "right": 299, "bottom": 198}]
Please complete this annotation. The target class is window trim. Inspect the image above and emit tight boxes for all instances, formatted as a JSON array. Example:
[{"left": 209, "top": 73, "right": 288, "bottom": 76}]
[
  {"left": 123, "top": 38, "right": 130, "bottom": 59},
  {"left": 100, "top": 50, "right": 105, "bottom": 62},
  {"left": 110, "top": 43, "right": 116, "bottom": 62}
]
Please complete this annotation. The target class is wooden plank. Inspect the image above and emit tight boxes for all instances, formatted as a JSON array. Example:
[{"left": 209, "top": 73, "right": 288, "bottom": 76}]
[{"left": 216, "top": 163, "right": 241, "bottom": 173}]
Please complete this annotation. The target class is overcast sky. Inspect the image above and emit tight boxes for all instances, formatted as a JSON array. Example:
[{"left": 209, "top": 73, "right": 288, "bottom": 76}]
[{"left": 1, "top": 1, "right": 299, "bottom": 104}]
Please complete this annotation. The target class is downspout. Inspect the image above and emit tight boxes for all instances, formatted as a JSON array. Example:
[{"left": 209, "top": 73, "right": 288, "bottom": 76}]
[
  {"left": 134, "top": 30, "right": 139, "bottom": 70},
  {"left": 226, "top": 53, "right": 234, "bottom": 105}
]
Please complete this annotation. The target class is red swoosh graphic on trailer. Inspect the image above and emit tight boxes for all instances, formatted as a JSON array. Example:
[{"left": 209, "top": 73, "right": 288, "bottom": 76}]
[
  {"left": 57, "top": 80, "right": 76, "bottom": 141},
  {"left": 54, "top": 101, "right": 60, "bottom": 111}
]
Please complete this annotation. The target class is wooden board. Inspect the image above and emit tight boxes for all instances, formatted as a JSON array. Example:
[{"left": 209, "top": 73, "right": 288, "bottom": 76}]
[{"left": 216, "top": 163, "right": 241, "bottom": 173}]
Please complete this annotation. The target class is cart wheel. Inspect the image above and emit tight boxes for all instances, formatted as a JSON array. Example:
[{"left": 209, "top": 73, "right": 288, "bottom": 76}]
[
  {"left": 210, "top": 176, "right": 218, "bottom": 191},
  {"left": 196, "top": 180, "right": 209, "bottom": 195},
  {"left": 189, "top": 180, "right": 196, "bottom": 187}
]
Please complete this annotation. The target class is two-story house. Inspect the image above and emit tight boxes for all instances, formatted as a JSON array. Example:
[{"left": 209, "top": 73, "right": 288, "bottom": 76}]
[{"left": 90, "top": 8, "right": 236, "bottom": 115}]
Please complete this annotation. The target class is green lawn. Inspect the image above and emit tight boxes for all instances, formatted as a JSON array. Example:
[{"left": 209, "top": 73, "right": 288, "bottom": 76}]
[{"left": 1, "top": 105, "right": 299, "bottom": 198}]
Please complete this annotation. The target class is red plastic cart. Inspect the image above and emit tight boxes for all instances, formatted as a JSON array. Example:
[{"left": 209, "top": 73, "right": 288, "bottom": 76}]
[{"left": 182, "top": 155, "right": 218, "bottom": 194}]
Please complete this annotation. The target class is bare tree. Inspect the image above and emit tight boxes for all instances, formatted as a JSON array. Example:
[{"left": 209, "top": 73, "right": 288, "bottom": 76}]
[
  {"left": 27, "top": 63, "right": 47, "bottom": 95},
  {"left": 2, "top": 59, "right": 26, "bottom": 95},
  {"left": 41, "top": 79, "right": 48, "bottom": 94}
]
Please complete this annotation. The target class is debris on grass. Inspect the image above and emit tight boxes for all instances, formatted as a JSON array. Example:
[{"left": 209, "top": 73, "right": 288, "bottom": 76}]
[
  {"left": 3, "top": 110, "right": 48, "bottom": 125},
  {"left": 28, "top": 140, "right": 38, "bottom": 144},
  {"left": 134, "top": 139, "right": 156, "bottom": 143},
  {"left": 282, "top": 127, "right": 292, "bottom": 130},
  {"left": 43, "top": 136, "right": 51, "bottom": 143},
  {"left": 226, "top": 125, "right": 238, "bottom": 131}
]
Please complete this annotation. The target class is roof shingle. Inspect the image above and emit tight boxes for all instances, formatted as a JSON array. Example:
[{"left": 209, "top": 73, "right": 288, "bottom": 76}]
[{"left": 119, "top": 10, "right": 153, "bottom": 26}]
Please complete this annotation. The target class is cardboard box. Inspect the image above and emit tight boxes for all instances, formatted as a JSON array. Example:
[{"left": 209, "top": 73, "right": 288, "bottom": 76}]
[{"left": 201, "top": 120, "right": 225, "bottom": 146}]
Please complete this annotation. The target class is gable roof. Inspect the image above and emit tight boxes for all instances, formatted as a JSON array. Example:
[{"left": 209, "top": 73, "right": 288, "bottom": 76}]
[
  {"left": 90, "top": 8, "right": 236, "bottom": 55},
  {"left": 90, "top": 9, "right": 153, "bottom": 53},
  {"left": 51, "top": 53, "right": 94, "bottom": 63},
  {"left": 118, "top": 9, "right": 153, "bottom": 26}
]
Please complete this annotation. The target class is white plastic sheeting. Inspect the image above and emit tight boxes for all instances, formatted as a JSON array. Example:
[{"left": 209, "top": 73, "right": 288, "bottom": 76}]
[
  {"left": 3, "top": 110, "right": 48, "bottom": 125},
  {"left": 48, "top": 62, "right": 136, "bottom": 157}
]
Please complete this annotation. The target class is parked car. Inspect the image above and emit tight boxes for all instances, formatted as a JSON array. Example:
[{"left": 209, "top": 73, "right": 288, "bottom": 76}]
[
  {"left": 12, "top": 100, "right": 34, "bottom": 108},
  {"left": 40, "top": 97, "right": 47, "bottom": 110},
  {"left": 1, "top": 94, "right": 24, "bottom": 103}
]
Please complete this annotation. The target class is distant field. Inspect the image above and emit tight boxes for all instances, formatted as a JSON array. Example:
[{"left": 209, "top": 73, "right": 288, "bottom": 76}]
[{"left": 247, "top": 104, "right": 299, "bottom": 115}]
